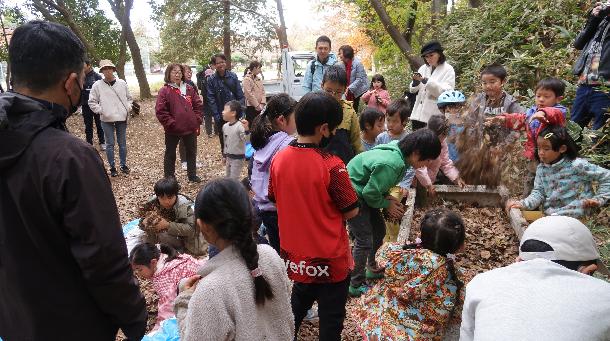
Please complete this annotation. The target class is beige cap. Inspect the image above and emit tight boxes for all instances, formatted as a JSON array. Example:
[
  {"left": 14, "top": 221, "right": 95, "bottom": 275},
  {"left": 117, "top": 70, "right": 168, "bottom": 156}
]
[{"left": 99, "top": 59, "right": 116, "bottom": 70}]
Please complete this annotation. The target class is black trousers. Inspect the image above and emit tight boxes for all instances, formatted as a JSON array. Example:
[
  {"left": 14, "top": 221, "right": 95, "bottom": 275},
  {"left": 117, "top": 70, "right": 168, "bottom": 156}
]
[
  {"left": 292, "top": 275, "right": 350, "bottom": 341},
  {"left": 82, "top": 105, "right": 105, "bottom": 145},
  {"left": 179, "top": 136, "right": 198, "bottom": 163},
  {"left": 411, "top": 119, "right": 427, "bottom": 130},
  {"left": 164, "top": 133, "right": 197, "bottom": 178},
  {"left": 203, "top": 110, "right": 214, "bottom": 136},
  {"left": 215, "top": 118, "right": 226, "bottom": 155},
  {"left": 259, "top": 211, "right": 279, "bottom": 254}
]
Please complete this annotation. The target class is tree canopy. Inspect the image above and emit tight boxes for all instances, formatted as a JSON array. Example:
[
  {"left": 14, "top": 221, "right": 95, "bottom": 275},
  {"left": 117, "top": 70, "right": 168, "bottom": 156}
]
[{"left": 151, "top": 0, "right": 277, "bottom": 66}]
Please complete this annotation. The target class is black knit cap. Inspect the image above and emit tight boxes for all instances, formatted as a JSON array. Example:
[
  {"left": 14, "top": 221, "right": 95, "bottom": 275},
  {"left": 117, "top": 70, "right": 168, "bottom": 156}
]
[{"left": 420, "top": 41, "right": 443, "bottom": 56}]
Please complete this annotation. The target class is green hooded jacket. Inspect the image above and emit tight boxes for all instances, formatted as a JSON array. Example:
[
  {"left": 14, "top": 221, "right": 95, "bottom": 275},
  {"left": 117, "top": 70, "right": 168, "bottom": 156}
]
[{"left": 347, "top": 141, "right": 410, "bottom": 209}]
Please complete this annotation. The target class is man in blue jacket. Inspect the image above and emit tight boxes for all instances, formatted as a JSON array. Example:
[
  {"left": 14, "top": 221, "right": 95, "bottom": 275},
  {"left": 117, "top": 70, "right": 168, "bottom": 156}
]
[
  {"left": 303, "top": 35, "right": 338, "bottom": 93},
  {"left": 206, "top": 53, "right": 245, "bottom": 154}
]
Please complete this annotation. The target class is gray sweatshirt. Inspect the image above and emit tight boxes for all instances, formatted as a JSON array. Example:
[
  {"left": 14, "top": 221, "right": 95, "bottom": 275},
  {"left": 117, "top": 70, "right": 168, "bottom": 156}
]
[
  {"left": 460, "top": 258, "right": 610, "bottom": 341},
  {"left": 223, "top": 121, "right": 250, "bottom": 158},
  {"left": 174, "top": 244, "right": 294, "bottom": 341}
]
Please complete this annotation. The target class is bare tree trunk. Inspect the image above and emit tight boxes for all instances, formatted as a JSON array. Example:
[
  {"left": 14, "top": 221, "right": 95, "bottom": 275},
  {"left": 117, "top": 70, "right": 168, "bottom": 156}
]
[
  {"left": 32, "top": 0, "right": 99, "bottom": 61},
  {"left": 223, "top": 0, "right": 232, "bottom": 69},
  {"left": 275, "top": 0, "right": 289, "bottom": 49},
  {"left": 108, "top": 0, "right": 151, "bottom": 98},
  {"left": 116, "top": 29, "right": 127, "bottom": 80},
  {"left": 403, "top": 0, "right": 418, "bottom": 45},
  {"left": 469, "top": 0, "right": 482, "bottom": 8},
  {"left": 0, "top": 12, "right": 10, "bottom": 89},
  {"left": 431, "top": 0, "right": 448, "bottom": 25},
  {"left": 369, "top": 0, "right": 423, "bottom": 71}
]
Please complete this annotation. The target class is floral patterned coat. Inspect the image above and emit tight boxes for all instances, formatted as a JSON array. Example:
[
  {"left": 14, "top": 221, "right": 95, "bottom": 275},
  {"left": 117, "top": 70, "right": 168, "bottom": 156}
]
[{"left": 352, "top": 243, "right": 462, "bottom": 341}]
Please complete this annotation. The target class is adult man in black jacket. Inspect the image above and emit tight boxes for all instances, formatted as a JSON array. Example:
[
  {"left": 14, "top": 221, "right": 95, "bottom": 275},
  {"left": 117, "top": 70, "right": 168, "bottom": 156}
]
[
  {"left": 82, "top": 59, "right": 105, "bottom": 148},
  {"left": 0, "top": 21, "right": 147, "bottom": 341},
  {"left": 572, "top": 2, "right": 610, "bottom": 130},
  {"left": 206, "top": 53, "right": 244, "bottom": 154}
]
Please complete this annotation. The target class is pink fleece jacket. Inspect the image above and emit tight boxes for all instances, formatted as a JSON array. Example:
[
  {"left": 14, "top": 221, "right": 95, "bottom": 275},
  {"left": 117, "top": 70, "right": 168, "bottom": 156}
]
[
  {"left": 415, "top": 139, "right": 459, "bottom": 187},
  {"left": 152, "top": 254, "right": 203, "bottom": 330},
  {"left": 361, "top": 89, "right": 391, "bottom": 113}
]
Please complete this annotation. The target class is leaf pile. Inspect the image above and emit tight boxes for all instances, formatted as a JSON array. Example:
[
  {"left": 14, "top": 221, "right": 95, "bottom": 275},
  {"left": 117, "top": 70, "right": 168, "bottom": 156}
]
[
  {"left": 453, "top": 106, "right": 525, "bottom": 189},
  {"left": 409, "top": 202, "right": 519, "bottom": 282}
]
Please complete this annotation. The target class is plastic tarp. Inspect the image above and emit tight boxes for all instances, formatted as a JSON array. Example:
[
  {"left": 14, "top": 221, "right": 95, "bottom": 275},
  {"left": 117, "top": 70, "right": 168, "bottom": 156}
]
[
  {"left": 123, "top": 218, "right": 146, "bottom": 255},
  {"left": 141, "top": 318, "right": 180, "bottom": 341}
]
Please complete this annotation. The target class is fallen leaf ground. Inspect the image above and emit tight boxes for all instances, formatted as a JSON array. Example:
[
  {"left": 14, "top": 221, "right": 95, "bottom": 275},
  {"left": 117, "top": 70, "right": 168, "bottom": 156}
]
[{"left": 66, "top": 99, "right": 528, "bottom": 340}]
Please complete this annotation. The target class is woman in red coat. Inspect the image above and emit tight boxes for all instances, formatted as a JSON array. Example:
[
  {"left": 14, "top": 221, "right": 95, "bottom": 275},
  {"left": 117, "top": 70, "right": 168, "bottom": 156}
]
[{"left": 156, "top": 63, "right": 204, "bottom": 182}]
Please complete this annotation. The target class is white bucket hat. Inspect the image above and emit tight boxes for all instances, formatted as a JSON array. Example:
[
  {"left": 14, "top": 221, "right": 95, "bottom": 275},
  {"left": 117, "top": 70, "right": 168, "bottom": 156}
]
[
  {"left": 98, "top": 59, "right": 116, "bottom": 71},
  {"left": 519, "top": 216, "right": 610, "bottom": 276}
]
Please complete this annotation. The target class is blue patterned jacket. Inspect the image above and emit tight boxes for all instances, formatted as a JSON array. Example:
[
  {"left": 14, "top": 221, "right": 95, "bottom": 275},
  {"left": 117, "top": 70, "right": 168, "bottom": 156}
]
[{"left": 520, "top": 157, "right": 610, "bottom": 217}]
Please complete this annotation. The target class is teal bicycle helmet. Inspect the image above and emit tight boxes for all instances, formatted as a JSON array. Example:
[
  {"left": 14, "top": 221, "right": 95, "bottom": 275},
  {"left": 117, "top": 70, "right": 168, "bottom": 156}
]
[{"left": 437, "top": 90, "right": 466, "bottom": 109}]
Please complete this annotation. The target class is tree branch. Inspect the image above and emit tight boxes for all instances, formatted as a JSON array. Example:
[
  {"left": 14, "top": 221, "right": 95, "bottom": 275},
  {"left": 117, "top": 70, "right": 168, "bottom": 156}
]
[
  {"left": 31, "top": 0, "right": 54, "bottom": 21},
  {"left": 228, "top": 2, "right": 276, "bottom": 26},
  {"left": 369, "top": 0, "right": 422, "bottom": 71}
]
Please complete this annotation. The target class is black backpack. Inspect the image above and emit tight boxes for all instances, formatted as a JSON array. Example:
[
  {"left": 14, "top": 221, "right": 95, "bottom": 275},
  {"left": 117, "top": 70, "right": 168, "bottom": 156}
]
[
  {"left": 325, "top": 129, "right": 355, "bottom": 165},
  {"left": 196, "top": 70, "right": 207, "bottom": 96}
]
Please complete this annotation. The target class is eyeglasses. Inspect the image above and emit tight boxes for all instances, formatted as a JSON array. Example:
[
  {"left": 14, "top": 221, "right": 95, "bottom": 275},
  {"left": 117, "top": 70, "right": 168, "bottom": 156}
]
[
  {"left": 323, "top": 88, "right": 344, "bottom": 96},
  {"left": 171, "top": 71, "right": 183, "bottom": 75}
]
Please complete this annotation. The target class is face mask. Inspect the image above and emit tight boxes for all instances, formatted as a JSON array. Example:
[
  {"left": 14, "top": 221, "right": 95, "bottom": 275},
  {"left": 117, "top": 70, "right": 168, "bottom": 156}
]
[
  {"left": 319, "top": 132, "right": 335, "bottom": 149},
  {"left": 67, "top": 78, "right": 83, "bottom": 115}
]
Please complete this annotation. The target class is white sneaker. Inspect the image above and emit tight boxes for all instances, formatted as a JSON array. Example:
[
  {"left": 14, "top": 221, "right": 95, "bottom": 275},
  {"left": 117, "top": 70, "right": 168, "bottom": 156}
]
[
  {"left": 196, "top": 161, "right": 203, "bottom": 168},
  {"left": 304, "top": 307, "right": 319, "bottom": 321},
  {"left": 181, "top": 162, "right": 187, "bottom": 170},
  {"left": 100, "top": 143, "right": 106, "bottom": 151}
]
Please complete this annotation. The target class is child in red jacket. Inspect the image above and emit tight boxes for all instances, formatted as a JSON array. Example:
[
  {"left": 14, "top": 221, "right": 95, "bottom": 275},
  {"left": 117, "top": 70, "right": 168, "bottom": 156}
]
[
  {"left": 486, "top": 78, "right": 567, "bottom": 195},
  {"left": 268, "top": 91, "right": 359, "bottom": 340}
]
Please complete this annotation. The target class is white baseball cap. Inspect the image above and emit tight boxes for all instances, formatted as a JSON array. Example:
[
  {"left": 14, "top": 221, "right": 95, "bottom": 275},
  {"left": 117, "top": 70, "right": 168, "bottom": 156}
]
[{"left": 519, "top": 216, "right": 610, "bottom": 276}]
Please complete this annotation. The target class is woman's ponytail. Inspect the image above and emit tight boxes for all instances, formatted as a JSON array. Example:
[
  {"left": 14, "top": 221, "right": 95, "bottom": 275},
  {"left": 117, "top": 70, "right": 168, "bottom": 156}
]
[
  {"left": 250, "top": 112, "right": 273, "bottom": 150},
  {"left": 194, "top": 178, "right": 274, "bottom": 306},
  {"left": 159, "top": 243, "right": 179, "bottom": 262},
  {"left": 250, "top": 93, "right": 297, "bottom": 150},
  {"left": 235, "top": 230, "right": 274, "bottom": 305}
]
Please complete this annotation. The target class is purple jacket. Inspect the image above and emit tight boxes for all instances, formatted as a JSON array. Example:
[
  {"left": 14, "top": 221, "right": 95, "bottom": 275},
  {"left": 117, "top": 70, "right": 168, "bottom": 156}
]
[{"left": 251, "top": 131, "right": 294, "bottom": 212}]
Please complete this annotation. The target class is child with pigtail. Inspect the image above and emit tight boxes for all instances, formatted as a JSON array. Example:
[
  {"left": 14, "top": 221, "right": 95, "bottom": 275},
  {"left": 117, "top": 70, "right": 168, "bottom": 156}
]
[
  {"left": 173, "top": 178, "right": 294, "bottom": 340},
  {"left": 250, "top": 93, "right": 298, "bottom": 254},
  {"left": 352, "top": 208, "right": 466, "bottom": 340},
  {"left": 129, "top": 243, "right": 202, "bottom": 330}
]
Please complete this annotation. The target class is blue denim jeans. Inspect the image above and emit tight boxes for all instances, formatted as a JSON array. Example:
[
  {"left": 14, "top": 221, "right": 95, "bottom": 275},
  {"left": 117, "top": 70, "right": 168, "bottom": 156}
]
[
  {"left": 101, "top": 121, "right": 127, "bottom": 169},
  {"left": 571, "top": 85, "right": 610, "bottom": 130}
]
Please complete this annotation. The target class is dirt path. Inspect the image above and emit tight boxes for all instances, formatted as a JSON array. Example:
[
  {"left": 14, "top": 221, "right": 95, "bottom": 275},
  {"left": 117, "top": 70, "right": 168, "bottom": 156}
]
[{"left": 67, "top": 99, "right": 225, "bottom": 225}]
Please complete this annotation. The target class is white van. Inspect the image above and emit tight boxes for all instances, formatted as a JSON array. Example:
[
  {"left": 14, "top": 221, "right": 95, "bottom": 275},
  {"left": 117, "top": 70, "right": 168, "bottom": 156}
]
[{"left": 263, "top": 49, "right": 315, "bottom": 101}]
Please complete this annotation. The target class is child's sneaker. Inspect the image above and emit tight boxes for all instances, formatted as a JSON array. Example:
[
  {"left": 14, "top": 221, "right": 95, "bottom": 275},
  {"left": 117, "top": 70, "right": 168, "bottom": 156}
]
[
  {"left": 348, "top": 284, "right": 368, "bottom": 297},
  {"left": 181, "top": 162, "right": 187, "bottom": 170},
  {"left": 303, "top": 307, "right": 319, "bottom": 321},
  {"left": 365, "top": 264, "right": 385, "bottom": 280}
]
